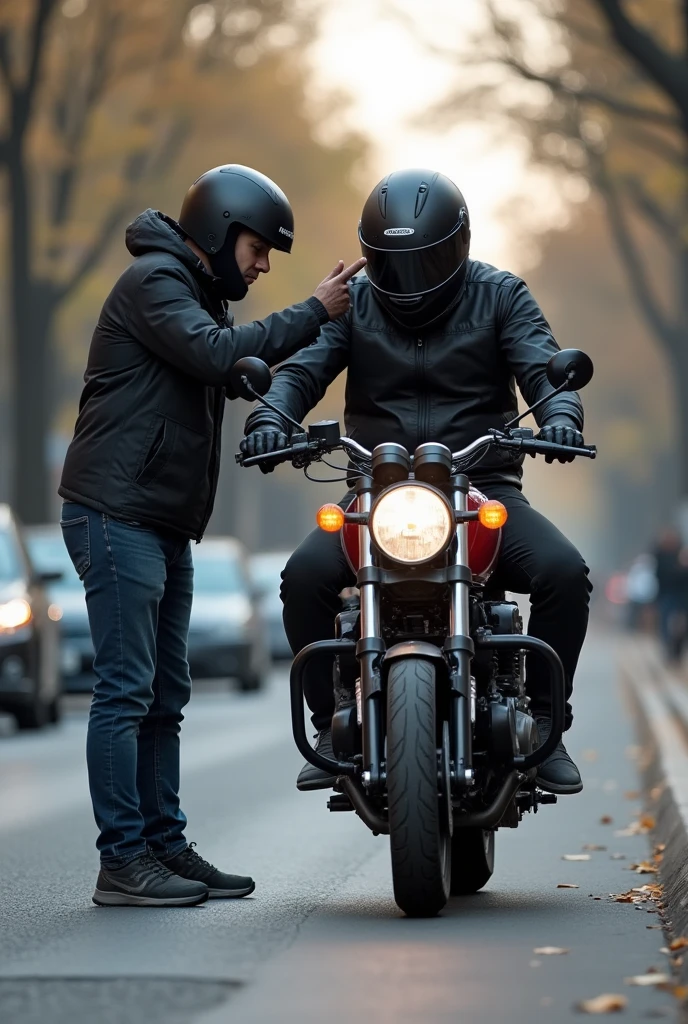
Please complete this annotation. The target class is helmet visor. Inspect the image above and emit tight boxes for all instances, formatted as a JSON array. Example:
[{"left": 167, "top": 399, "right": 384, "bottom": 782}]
[{"left": 360, "top": 224, "right": 468, "bottom": 297}]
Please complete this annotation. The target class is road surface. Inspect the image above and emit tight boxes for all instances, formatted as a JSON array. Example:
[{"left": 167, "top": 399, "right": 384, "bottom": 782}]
[{"left": 0, "top": 633, "right": 678, "bottom": 1023}]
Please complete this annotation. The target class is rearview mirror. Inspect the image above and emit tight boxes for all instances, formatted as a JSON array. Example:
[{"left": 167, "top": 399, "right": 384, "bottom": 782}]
[
  {"left": 546, "top": 349, "right": 594, "bottom": 392},
  {"left": 229, "top": 358, "right": 272, "bottom": 401}
]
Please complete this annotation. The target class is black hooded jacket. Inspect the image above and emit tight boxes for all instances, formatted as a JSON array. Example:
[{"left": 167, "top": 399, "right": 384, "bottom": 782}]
[
  {"left": 244, "top": 262, "right": 583, "bottom": 490},
  {"left": 59, "top": 209, "right": 327, "bottom": 539}
]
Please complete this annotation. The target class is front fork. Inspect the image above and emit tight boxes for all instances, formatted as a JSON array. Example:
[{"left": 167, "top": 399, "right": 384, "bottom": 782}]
[
  {"left": 446, "top": 475, "right": 475, "bottom": 791},
  {"left": 356, "top": 480, "right": 385, "bottom": 791}
]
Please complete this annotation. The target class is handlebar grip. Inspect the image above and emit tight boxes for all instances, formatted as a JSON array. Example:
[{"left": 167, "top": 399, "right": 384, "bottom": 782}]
[
  {"left": 237, "top": 446, "right": 294, "bottom": 468},
  {"left": 519, "top": 439, "right": 597, "bottom": 459}
]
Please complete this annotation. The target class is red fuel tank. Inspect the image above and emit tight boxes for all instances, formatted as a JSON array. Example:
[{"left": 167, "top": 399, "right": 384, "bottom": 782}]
[{"left": 342, "top": 486, "right": 501, "bottom": 581}]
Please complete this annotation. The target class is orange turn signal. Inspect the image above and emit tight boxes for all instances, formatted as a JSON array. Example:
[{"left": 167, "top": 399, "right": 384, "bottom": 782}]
[
  {"left": 478, "top": 500, "right": 508, "bottom": 530},
  {"left": 316, "top": 503, "right": 346, "bottom": 532}
]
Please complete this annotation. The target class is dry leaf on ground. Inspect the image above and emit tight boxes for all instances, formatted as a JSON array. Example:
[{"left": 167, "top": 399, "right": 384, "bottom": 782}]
[
  {"left": 576, "top": 993, "right": 628, "bottom": 1013},
  {"left": 673, "top": 986, "right": 688, "bottom": 1001},
  {"left": 563, "top": 854, "right": 592, "bottom": 861},
  {"left": 670, "top": 937, "right": 688, "bottom": 951},
  {"left": 600, "top": 815, "right": 613, "bottom": 825},
  {"left": 583, "top": 844, "right": 607, "bottom": 851},
  {"left": 629, "top": 861, "right": 658, "bottom": 875},
  {"left": 558, "top": 883, "right": 580, "bottom": 889},
  {"left": 625, "top": 973, "right": 670, "bottom": 986},
  {"left": 534, "top": 946, "right": 570, "bottom": 955}
]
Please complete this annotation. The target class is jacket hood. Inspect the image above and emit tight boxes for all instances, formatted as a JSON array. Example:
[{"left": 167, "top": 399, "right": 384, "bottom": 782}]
[{"left": 125, "top": 209, "right": 205, "bottom": 275}]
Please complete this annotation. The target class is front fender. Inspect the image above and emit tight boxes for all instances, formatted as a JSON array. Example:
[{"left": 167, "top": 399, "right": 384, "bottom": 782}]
[{"left": 381, "top": 642, "right": 449, "bottom": 682}]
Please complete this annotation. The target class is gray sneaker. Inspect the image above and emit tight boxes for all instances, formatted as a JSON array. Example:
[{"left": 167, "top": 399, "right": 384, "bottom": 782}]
[{"left": 93, "top": 852, "right": 209, "bottom": 907}]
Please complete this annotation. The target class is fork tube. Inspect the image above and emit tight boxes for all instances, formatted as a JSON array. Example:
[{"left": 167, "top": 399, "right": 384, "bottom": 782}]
[
  {"left": 448, "top": 475, "right": 474, "bottom": 786},
  {"left": 355, "top": 480, "right": 383, "bottom": 789}
]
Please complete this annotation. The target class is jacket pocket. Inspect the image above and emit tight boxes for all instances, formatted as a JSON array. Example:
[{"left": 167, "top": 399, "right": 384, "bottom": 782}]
[
  {"left": 60, "top": 516, "right": 91, "bottom": 578},
  {"left": 136, "top": 416, "right": 176, "bottom": 486}
]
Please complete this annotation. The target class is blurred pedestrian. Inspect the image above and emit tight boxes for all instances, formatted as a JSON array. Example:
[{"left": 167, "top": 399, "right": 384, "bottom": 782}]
[
  {"left": 59, "top": 164, "right": 365, "bottom": 908},
  {"left": 625, "top": 553, "right": 658, "bottom": 632},
  {"left": 653, "top": 527, "right": 688, "bottom": 663}
]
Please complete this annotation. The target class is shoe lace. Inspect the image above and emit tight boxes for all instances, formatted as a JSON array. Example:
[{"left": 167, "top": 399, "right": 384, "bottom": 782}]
[
  {"left": 178, "top": 842, "right": 215, "bottom": 874},
  {"left": 138, "top": 852, "right": 174, "bottom": 879}
]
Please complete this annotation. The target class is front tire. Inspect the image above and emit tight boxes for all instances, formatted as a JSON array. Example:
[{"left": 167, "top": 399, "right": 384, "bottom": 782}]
[
  {"left": 450, "top": 828, "right": 495, "bottom": 895},
  {"left": 386, "top": 657, "right": 451, "bottom": 917}
]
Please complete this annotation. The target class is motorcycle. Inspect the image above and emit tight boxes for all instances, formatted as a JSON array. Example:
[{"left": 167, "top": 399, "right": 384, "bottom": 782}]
[{"left": 232, "top": 348, "right": 596, "bottom": 917}]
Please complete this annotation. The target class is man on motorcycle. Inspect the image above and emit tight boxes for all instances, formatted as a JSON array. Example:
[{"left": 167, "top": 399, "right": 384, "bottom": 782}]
[{"left": 241, "top": 168, "right": 591, "bottom": 796}]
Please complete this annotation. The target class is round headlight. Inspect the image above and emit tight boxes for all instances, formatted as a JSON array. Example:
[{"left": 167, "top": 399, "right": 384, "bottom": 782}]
[{"left": 370, "top": 484, "right": 454, "bottom": 565}]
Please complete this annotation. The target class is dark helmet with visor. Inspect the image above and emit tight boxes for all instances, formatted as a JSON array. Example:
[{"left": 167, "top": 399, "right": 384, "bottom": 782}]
[
  {"left": 359, "top": 169, "right": 470, "bottom": 330},
  {"left": 178, "top": 164, "right": 294, "bottom": 301}
]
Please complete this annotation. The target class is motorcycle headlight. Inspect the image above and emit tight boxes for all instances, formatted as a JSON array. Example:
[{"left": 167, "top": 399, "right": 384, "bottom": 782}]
[{"left": 370, "top": 483, "right": 454, "bottom": 565}]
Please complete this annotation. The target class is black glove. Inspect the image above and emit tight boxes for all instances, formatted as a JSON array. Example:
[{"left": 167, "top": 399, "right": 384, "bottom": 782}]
[
  {"left": 536, "top": 417, "right": 585, "bottom": 464},
  {"left": 239, "top": 426, "right": 289, "bottom": 474}
]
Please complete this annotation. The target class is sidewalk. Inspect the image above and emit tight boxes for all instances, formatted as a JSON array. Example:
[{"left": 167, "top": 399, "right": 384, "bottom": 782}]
[{"left": 621, "top": 636, "right": 688, "bottom": 1021}]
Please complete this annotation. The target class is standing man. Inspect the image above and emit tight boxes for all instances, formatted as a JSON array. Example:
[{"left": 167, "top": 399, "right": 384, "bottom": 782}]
[{"left": 60, "top": 164, "right": 365, "bottom": 907}]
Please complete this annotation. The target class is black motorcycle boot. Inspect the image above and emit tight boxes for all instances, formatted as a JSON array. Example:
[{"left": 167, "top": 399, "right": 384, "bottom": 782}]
[
  {"left": 534, "top": 716, "right": 584, "bottom": 794},
  {"left": 159, "top": 843, "right": 255, "bottom": 899},
  {"left": 93, "top": 852, "right": 209, "bottom": 907},
  {"left": 296, "top": 728, "right": 337, "bottom": 791}
]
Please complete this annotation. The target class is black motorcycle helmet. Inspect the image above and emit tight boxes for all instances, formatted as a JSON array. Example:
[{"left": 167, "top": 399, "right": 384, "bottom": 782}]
[
  {"left": 178, "top": 164, "right": 294, "bottom": 301},
  {"left": 359, "top": 169, "right": 470, "bottom": 330}
]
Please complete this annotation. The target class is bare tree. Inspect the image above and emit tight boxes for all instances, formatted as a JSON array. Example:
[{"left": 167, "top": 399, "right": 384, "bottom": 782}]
[
  {"left": 0, "top": 0, "right": 306, "bottom": 521},
  {"left": 426, "top": 0, "right": 688, "bottom": 490}
]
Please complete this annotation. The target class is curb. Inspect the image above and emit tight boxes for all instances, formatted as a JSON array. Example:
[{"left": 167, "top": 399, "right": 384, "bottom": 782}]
[{"left": 621, "top": 639, "right": 688, "bottom": 1019}]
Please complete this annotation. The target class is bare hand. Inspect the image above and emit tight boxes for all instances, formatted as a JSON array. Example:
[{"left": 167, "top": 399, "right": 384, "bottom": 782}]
[{"left": 313, "top": 257, "right": 367, "bottom": 320}]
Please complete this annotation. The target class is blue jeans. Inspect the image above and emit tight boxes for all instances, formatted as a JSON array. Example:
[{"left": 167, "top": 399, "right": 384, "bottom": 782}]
[{"left": 60, "top": 502, "right": 193, "bottom": 867}]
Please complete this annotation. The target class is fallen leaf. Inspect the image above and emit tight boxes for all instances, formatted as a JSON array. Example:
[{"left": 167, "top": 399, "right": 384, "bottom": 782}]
[
  {"left": 576, "top": 993, "right": 628, "bottom": 1014},
  {"left": 583, "top": 844, "right": 607, "bottom": 851},
  {"left": 650, "top": 783, "right": 665, "bottom": 802},
  {"left": 624, "top": 790, "right": 641, "bottom": 800},
  {"left": 563, "top": 854, "right": 592, "bottom": 861},
  {"left": 647, "top": 925, "right": 662, "bottom": 929},
  {"left": 600, "top": 815, "right": 613, "bottom": 825},
  {"left": 629, "top": 861, "right": 658, "bottom": 875},
  {"left": 640, "top": 813, "right": 656, "bottom": 831},
  {"left": 558, "top": 883, "right": 580, "bottom": 889},
  {"left": 670, "top": 937, "right": 688, "bottom": 951},
  {"left": 654, "top": 843, "right": 667, "bottom": 854},
  {"left": 624, "top": 973, "right": 671, "bottom": 986},
  {"left": 534, "top": 946, "right": 570, "bottom": 955},
  {"left": 673, "top": 986, "right": 688, "bottom": 1001}
]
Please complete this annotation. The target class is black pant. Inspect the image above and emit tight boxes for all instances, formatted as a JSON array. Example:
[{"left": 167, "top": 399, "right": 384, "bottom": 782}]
[{"left": 281, "top": 486, "right": 591, "bottom": 732}]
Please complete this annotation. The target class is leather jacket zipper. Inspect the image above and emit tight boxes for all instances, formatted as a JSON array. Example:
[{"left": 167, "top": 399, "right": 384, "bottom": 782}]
[{"left": 416, "top": 338, "right": 429, "bottom": 447}]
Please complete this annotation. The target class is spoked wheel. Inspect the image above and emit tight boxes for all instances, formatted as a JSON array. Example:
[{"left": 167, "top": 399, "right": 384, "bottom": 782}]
[
  {"left": 386, "top": 657, "right": 451, "bottom": 917},
  {"left": 450, "top": 828, "right": 495, "bottom": 895}
]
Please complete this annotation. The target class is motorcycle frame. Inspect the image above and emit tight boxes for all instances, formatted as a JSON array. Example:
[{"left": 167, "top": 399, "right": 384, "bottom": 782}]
[{"left": 289, "top": 472, "right": 568, "bottom": 831}]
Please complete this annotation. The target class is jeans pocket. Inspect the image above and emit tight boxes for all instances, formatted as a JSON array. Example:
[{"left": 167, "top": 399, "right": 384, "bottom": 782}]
[{"left": 60, "top": 516, "right": 91, "bottom": 578}]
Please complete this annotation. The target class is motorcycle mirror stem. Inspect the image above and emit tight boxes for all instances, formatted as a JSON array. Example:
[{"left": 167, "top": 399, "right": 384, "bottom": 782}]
[
  {"left": 239, "top": 377, "right": 305, "bottom": 434},
  {"left": 503, "top": 348, "right": 594, "bottom": 431},
  {"left": 503, "top": 378, "right": 572, "bottom": 431}
]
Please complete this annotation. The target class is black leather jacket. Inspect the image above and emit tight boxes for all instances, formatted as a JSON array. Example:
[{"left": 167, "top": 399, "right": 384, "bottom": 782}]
[
  {"left": 59, "top": 209, "right": 327, "bottom": 539},
  {"left": 244, "top": 261, "right": 583, "bottom": 490}
]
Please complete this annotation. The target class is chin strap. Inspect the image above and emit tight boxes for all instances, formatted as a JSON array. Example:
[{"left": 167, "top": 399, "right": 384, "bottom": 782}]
[{"left": 208, "top": 222, "right": 248, "bottom": 302}]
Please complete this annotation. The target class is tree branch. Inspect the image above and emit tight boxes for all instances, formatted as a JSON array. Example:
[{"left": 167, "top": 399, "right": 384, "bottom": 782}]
[
  {"left": 500, "top": 55, "right": 681, "bottom": 127},
  {"left": 594, "top": 0, "right": 688, "bottom": 120},
  {"left": 55, "top": 198, "right": 129, "bottom": 302},
  {"left": 594, "top": 152, "right": 678, "bottom": 349},
  {"left": 15, "top": 0, "right": 57, "bottom": 135},
  {"left": 623, "top": 175, "right": 679, "bottom": 248}
]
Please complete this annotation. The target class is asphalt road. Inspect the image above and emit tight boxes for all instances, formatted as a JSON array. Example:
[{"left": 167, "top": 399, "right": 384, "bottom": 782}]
[{"left": 0, "top": 632, "right": 679, "bottom": 1023}]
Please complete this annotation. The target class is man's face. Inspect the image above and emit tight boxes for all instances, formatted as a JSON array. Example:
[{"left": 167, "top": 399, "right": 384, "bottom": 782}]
[{"left": 234, "top": 229, "right": 272, "bottom": 286}]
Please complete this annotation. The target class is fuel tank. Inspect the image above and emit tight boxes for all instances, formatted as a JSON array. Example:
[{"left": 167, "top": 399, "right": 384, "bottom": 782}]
[{"left": 342, "top": 485, "right": 501, "bottom": 580}]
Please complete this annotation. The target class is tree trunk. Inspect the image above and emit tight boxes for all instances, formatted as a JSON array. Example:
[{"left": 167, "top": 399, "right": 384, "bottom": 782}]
[{"left": 7, "top": 145, "right": 54, "bottom": 524}]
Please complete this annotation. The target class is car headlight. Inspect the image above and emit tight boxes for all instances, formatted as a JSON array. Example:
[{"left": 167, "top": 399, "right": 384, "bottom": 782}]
[
  {"left": 370, "top": 483, "right": 454, "bottom": 565},
  {"left": 0, "top": 598, "right": 33, "bottom": 630}
]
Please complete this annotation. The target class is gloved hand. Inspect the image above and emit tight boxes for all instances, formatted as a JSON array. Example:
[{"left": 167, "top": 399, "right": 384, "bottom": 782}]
[
  {"left": 536, "top": 416, "right": 585, "bottom": 464},
  {"left": 239, "top": 425, "right": 289, "bottom": 474}
]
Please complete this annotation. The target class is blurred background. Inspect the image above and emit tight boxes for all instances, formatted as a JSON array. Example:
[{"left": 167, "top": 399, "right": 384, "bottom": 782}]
[{"left": 0, "top": 0, "right": 684, "bottom": 596}]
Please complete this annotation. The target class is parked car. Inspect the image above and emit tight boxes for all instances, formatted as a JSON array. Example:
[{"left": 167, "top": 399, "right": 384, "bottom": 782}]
[
  {"left": 249, "top": 550, "right": 292, "bottom": 660},
  {"left": 190, "top": 537, "right": 270, "bottom": 691},
  {"left": 23, "top": 524, "right": 95, "bottom": 692},
  {"left": 0, "top": 506, "right": 61, "bottom": 728}
]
